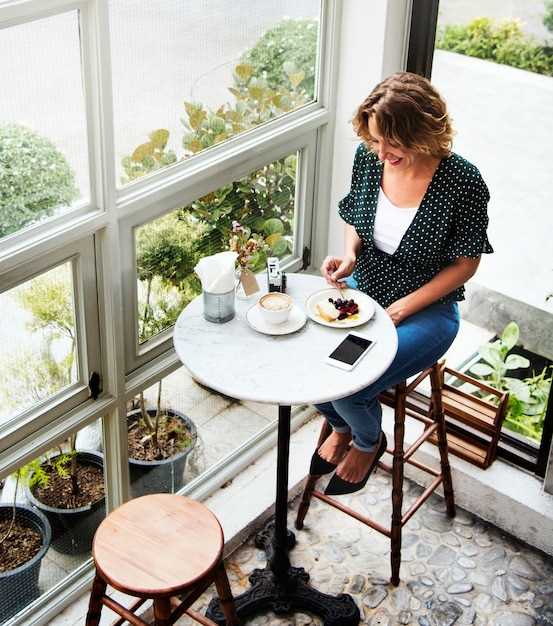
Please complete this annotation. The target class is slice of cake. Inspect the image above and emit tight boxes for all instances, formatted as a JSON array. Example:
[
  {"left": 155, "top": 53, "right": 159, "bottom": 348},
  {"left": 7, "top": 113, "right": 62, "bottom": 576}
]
[{"left": 316, "top": 300, "right": 340, "bottom": 322}]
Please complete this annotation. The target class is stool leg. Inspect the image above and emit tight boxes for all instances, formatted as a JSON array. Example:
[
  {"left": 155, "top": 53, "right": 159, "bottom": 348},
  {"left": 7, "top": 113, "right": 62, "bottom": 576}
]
[
  {"left": 390, "top": 384, "right": 406, "bottom": 587},
  {"left": 295, "top": 474, "right": 319, "bottom": 530},
  {"left": 295, "top": 419, "right": 332, "bottom": 530},
  {"left": 153, "top": 597, "right": 172, "bottom": 626},
  {"left": 430, "top": 363, "right": 456, "bottom": 518},
  {"left": 85, "top": 573, "right": 107, "bottom": 626},
  {"left": 213, "top": 561, "right": 240, "bottom": 626}
]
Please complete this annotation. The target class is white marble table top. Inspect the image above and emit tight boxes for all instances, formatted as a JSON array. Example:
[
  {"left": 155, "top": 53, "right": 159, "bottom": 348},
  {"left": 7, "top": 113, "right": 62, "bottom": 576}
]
[{"left": 174, "top": 273, "right": 398, "bottom": 406}]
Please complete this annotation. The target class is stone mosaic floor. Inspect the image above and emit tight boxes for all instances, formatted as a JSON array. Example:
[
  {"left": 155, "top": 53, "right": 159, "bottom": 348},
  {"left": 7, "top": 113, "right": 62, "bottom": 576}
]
[{"left": 174, "top": 470, "right": 553, "bottom": 626}]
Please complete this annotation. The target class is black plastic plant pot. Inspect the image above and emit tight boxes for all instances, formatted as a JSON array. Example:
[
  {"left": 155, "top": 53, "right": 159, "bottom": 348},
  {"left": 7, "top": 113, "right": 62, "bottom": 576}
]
[
  {"left": 127, "top": 409, "right": 197, "bottom": 498},
  {"left": 0, "top": 504, "right": 51, "bottom": 623},
  {"left": 25, "top": 451, "right": 105, "bottom": 556}
]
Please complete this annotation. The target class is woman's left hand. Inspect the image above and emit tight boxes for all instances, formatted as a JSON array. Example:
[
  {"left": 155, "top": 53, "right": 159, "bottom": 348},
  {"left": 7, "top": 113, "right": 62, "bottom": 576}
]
[{"left": 386, "top": 297, "right": 412, "bottom": 326}]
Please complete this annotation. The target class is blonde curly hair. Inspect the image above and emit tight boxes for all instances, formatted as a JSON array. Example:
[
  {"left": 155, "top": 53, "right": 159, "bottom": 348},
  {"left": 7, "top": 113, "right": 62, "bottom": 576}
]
[{"left": 353, "top": 72, "right": 454, "bottom": 158}]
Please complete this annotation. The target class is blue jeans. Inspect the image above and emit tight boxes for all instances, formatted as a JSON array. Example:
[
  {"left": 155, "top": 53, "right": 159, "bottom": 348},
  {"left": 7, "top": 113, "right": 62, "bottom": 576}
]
[{"left": 314, "top": 292, "right": 460, "bottom": 452}]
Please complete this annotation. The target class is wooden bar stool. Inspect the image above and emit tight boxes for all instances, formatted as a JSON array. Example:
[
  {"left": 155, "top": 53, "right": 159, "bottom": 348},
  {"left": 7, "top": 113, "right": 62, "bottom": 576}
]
[
  {"left": 86, "top": 493, "right": 239, "bottom": 626},
  {"left": 295, "top": 361, "right": 455, "bottom": 586}
]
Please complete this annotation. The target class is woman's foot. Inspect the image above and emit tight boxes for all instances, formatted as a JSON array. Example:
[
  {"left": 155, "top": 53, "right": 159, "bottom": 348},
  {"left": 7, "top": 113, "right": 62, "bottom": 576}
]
[
  {"left": 318, "top": 431, "right": 352, "bottom": 465},
  {"left": 324, "top": 434, "right": 387, "bottom": 496},
  {"left": 335, "top": 435, "right": 383, "bottom": 483}
]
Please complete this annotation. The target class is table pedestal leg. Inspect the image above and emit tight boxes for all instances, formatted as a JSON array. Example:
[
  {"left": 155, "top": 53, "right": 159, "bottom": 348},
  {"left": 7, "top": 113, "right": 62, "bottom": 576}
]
[{"left": 206, "top": 405, "right": 360, "bottom": 626}]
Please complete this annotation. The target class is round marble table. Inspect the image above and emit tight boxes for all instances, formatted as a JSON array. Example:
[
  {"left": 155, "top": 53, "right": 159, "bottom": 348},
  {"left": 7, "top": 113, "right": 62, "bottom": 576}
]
[{"left": 174, "top": 273, "right": 398, "bottom": 626}]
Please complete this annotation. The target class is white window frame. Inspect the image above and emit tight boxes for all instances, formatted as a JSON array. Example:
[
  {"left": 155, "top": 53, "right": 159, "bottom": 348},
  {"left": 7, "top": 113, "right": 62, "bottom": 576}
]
[
  {"left": 0, "top": 237, "right": 102, "bottom": 453},
  {"left": 0, "top": 0, "right": 345, "bottom": 622},
  {"left": 120, "top": 131, "right": 317, "bottom": 371},
  {"left": 0, "top": 0, "right": 106, "bottom": 269}
]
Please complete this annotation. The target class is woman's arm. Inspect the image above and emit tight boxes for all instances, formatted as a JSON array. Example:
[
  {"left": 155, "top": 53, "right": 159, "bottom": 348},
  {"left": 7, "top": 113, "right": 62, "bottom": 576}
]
[
  {"left": 386, "top": 256, "right": 480, "bottom": 325},
  {"left": 321, "top": 224, "right": 362, "bottom": 286}
]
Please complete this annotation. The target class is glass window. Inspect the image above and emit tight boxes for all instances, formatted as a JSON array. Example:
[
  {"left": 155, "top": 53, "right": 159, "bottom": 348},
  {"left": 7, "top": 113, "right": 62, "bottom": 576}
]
[
  {"left": 110, "top": 0, "right": 320, "bottom": 185},
  {"left": 433, "top": 1, "right": 553, "bottom": 446},
  {"left": 0, "top": 262, "right": 78, "bottom": 427},
  {"left": 0, "top": 423, "right": 106, "bottom": 623},
  {"left": 135, "top": 153, "right": 298, "bottom": 344},
  {"left": 126, "top": 367, "right": 277, "bottom": 497},
  {"left": 0, "top": 11, "right": 90, "bottom": 241}
]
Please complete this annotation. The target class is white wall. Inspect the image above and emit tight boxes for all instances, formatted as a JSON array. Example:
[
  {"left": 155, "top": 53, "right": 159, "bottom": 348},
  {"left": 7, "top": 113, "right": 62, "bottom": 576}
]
[{"left": 326, "top": 0, "right": 410, "bottom": 257}]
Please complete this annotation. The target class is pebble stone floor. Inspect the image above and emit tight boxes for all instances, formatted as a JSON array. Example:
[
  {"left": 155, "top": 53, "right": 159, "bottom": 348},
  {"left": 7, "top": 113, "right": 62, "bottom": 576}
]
[{"left": 172, "top": 470, "right": 553, "bottom": 626}]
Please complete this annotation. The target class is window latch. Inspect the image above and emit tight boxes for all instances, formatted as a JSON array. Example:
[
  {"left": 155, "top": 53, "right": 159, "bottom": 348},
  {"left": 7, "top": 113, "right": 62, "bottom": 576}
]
[{"left": 89, "top": 372, "right": 101, "bottom": 400}]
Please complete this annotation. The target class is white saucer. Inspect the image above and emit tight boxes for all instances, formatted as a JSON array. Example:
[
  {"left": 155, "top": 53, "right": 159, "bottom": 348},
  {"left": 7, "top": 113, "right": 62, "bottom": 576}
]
[
  {"left": 246, "top": 303, "right": 307, "bottom": 335},
  {"left": 305, "top": 287, "right": 375, "bottom": 328}
]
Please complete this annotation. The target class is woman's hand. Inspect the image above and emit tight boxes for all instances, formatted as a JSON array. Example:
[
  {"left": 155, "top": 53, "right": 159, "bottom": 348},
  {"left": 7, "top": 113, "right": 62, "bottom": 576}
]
[
  {"left": 386, "top": 296, "right": 413, "bottom": 326},
  {"left": 320, "top": 255, "right": 356, "bottom": 287}
]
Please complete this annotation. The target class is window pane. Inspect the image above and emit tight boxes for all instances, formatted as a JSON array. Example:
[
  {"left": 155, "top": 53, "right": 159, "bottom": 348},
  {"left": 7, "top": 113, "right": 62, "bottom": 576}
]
[
  {"left": 0, "top": 424, "right": 106, "bottom": 623},
  {"left": 433, "top": 1, "right": 553, "bottom": 445},
  {"left": 135, "top": 153, "right": 298, "bottom": 344},
  {"left": 110, "top": 1, "right": 320, "bottom": 185},
  {"left": 0, "top": 12, "right": 90, "bottom": 240},
  {"left": 0, "top": 263, "right": 78, "bottom": 427},
  {"left": 126, "top": 367, "right": 282, "bottom": 497}
]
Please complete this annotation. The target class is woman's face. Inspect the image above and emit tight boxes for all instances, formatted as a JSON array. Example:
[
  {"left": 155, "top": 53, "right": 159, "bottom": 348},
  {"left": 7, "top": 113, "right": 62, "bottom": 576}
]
[{"left": 368, "top": 116, "right": 417, "bottom": 170}]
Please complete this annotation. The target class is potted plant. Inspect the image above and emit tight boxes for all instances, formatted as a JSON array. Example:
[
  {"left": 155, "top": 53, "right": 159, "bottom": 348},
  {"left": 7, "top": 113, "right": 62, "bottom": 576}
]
[
  {"left": 464, "top": 321, "right": 552, "bottom": 443},
  {"left": 127, "top": 382, "right": 197, "bottom": 497},
  {"left": 0, "top": 469, "right": 52, "bottom": 622},
  {"left": 25, "top": 437, "right": 105, "bottom": 555}
]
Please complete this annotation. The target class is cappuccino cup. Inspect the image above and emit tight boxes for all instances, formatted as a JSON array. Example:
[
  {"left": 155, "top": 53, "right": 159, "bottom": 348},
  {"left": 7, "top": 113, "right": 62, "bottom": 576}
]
[{"left": 258, "top": 292, "right": 293, "bottom": 325}]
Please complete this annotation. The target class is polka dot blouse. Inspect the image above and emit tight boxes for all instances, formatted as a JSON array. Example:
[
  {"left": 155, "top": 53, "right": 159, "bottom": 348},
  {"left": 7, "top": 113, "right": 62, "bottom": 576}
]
[{"left": 339, "top": 144, "right": 493, "bottom": 308}]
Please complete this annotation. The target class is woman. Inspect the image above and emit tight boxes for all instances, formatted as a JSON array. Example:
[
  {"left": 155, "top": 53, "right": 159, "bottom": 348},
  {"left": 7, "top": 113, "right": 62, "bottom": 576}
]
[{"left": 314, "top": 72, "right": 493, "bottom": 496}]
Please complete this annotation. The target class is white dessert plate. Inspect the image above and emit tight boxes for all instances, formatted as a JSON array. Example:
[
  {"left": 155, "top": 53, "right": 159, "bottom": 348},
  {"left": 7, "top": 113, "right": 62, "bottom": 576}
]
[
  {"left": 246, "top": 303, "right": 307, "bottom": 336},
  {"left": 305, "top": 287, "right": 375, "bottom": 328}
]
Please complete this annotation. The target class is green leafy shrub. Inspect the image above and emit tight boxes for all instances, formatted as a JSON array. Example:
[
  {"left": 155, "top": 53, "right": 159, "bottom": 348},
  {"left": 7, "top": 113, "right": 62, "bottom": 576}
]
[
  {"left": 545, "top": 0, "right": 553, "bottom": 35},
  {"left": 468, "top": 321, "right": 552, "bottom": 442},
  {"left": 239, "top": 18, "right": 318, "bottom": 95},
  {"left": 136, "top": 212, "right": 203, "bottom": 343},
  {"left": 436, "top": 17, "right": 553, "bottom": 76},
  {"left": 0, "top": 124, "right": 78, "bottom": 238}
]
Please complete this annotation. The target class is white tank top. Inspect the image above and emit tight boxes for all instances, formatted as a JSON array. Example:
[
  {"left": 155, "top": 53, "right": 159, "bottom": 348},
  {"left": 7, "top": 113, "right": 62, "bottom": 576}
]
[{"left": 373, "top": 188, "right": 418, "bottom": 255}]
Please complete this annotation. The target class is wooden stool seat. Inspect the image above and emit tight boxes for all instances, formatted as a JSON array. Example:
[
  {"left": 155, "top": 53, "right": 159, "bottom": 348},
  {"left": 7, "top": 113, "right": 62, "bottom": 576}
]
[
  {"left": 93, "top": 494, "right": 223, "bottom": 597},
  {"left": 87, "top": 494, "right": 239, "bottom": 626}
]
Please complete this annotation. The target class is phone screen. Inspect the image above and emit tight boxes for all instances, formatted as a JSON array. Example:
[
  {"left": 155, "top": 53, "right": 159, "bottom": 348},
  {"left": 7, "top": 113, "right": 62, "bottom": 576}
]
[{"left": 329, "top": 334, "right": 374, "bottom": 366}]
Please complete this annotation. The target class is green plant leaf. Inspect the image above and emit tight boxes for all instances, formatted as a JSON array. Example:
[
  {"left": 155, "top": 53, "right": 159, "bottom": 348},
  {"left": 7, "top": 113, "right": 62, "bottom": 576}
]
[
  {"left": 265, "top": 233, "right": 282, "bottom": 247},
  {"left": 504, "top": 377, "right": 532, "bottom": 402},
  {"left": 505, "top": 354, "right": 530, "bottom": 370},
  {"left": 235, "top": 63, "right": 253, "bottom": 82},
  {"left": 501, "top": 321, "right": 519, "bottom": 350},
  {"left": 263, "top": 217, "right": 285, "bottom": 235},
  {"left": 288, "top": 71, "right": 305, "bottom": 88},
  {"left": 271, "top": 238, "right": 288, "bottom": 256},
  {"left": 131, "top": 142, "right": 154, "bottom": 162},
  {"left": 149, "top": 129, "right": 169, "bottom": 150},
  {"left": 469, "top": 363, "right": 494, "bottom": 377},
  {"left": 478, "top": 343, "right": 502, "bottom": 367}
]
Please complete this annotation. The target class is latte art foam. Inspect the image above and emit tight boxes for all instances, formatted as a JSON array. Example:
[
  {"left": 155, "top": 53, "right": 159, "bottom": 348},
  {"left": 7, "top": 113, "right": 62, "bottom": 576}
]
[{"left": 260, "top": 294, "right": 290, "bottom": 311}]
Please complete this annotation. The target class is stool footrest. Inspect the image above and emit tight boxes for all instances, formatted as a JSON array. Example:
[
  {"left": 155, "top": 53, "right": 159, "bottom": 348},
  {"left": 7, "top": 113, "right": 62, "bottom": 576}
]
[
  {"left": 102, "top": 595, "right": 147, "bottom": 626},
  {"left": 380, "top": 454, "right": 440, "bottom": 477},
  {"left": 312, "top": 490, "right": 391, "bottom": 538},
  {"left": 404, "top": 423, "right": 438, "bottom": 460},
  {"left": 185, "top": 607, "right": 219, "bottom": 626},
  {"left": 112, "top": 598, "right": 148, "bottom": 626},
  {"left": 401, "top": 474, "right": 443, "bottom": 526}
]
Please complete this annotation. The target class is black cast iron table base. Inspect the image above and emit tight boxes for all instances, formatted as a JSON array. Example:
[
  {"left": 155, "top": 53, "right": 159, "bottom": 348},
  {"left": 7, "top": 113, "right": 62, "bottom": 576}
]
[{"left": 205, "top": 406, "right": 360, "bottom": 626}]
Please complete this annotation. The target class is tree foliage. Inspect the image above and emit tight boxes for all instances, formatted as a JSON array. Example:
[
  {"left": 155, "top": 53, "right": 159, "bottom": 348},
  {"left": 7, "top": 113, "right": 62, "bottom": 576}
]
[
  {"left": 0, "top": 124, "right": 78, "bottom": 238},
  {"left": 239, "top": 18, "right": 319, "bottom": 95}
]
